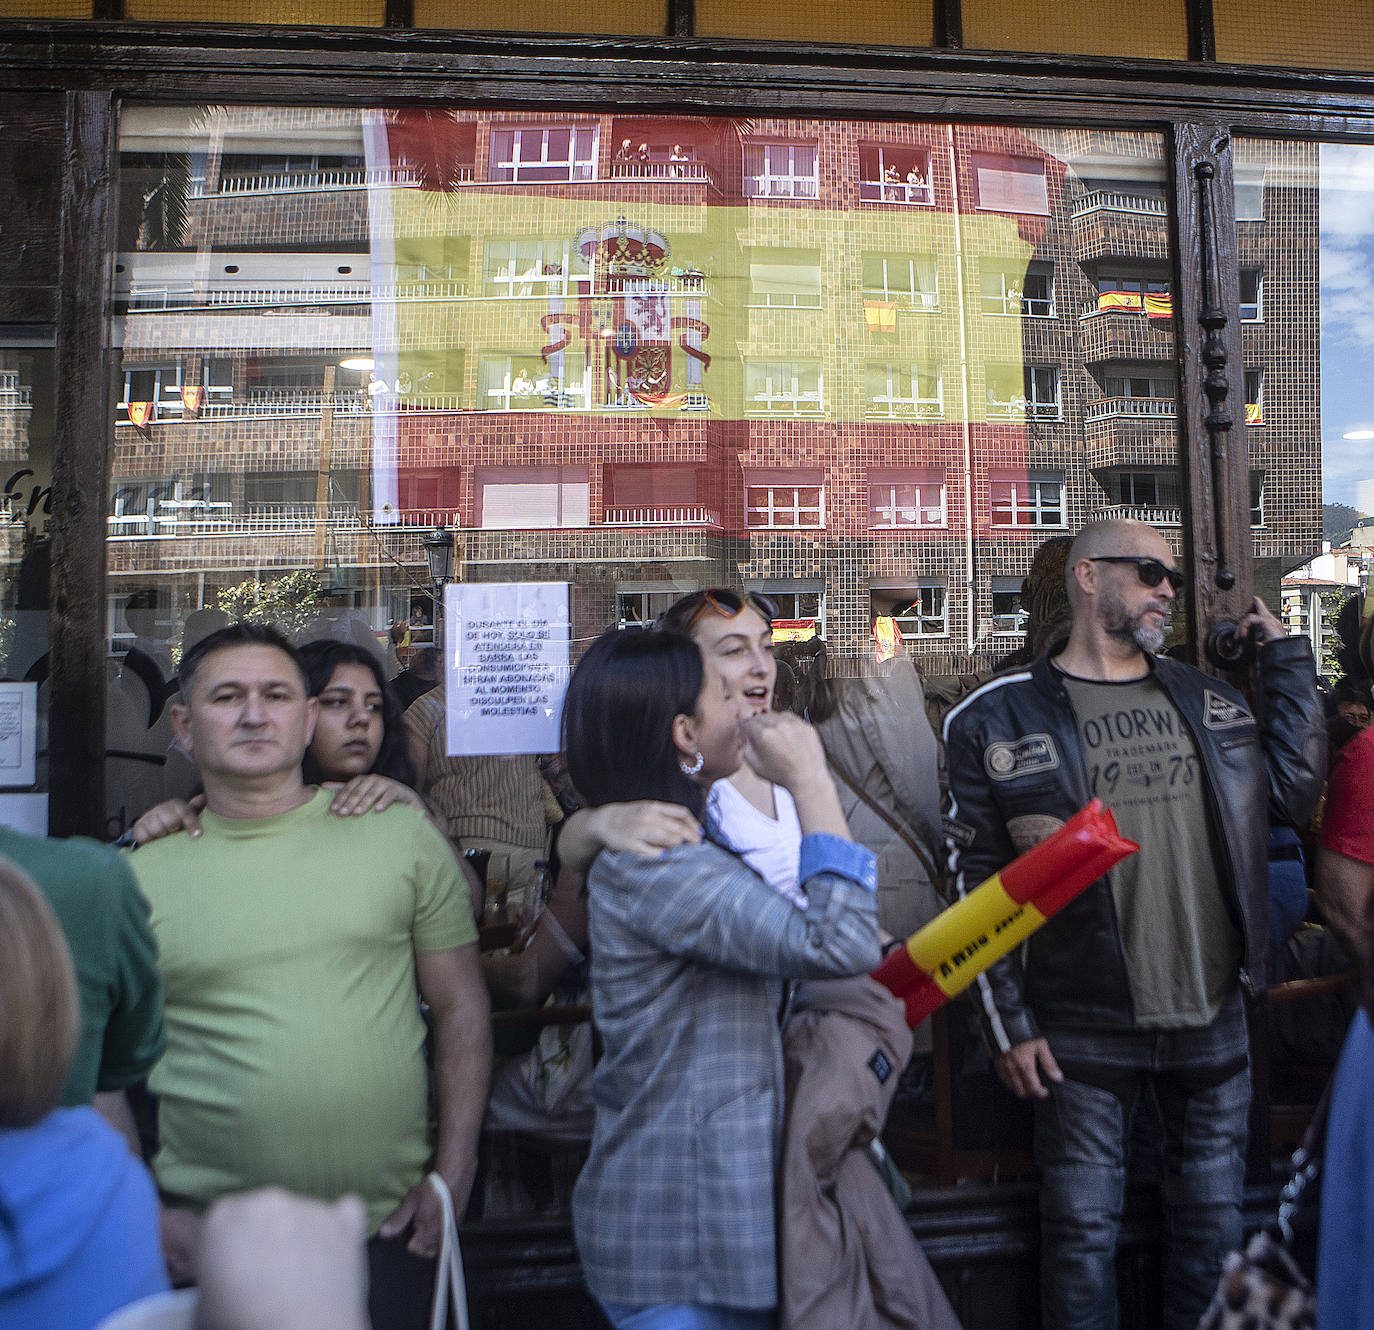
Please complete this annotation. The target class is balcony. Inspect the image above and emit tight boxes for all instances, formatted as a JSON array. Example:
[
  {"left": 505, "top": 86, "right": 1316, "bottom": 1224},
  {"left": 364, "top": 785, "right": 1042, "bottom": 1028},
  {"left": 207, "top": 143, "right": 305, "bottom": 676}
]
[
  {"left": 608, "top": 161, "right": 717, "bottom": 190},
  {"left": 1085, "top": 396, "right": 1176, "bottom": 423},
  {"left": 1077, "top": 305, "right": 1176, "bottom": 362},
  {"left": 1092, "top": 503, "right": 1182, "bottom": 527},
  {"left": 602, "top": 506, "right": 722, "bottom": 527},
  {"left": 1071, "top": 193, "right": 1169, "bottom": 264},
  {"left": 192, "top": 166, "right": 469, "bottom": 198},
  {"left": 114, "top": 391, "right": 468, "bottom": 426},
  {"left": 986, "top": 399, "right": 1062, "bottom": 422},
  {"left": 107, "top": 501, "right": 365, "bottom": 538},
  {"left": 1072, "top": 191, "right": 1167, "bottom": 219},
  {"left": 858, "top": 179, "right": 933, "bottom": 207},
  {"left": 125, "top": 281, "right": 468, "bottom": 312}
]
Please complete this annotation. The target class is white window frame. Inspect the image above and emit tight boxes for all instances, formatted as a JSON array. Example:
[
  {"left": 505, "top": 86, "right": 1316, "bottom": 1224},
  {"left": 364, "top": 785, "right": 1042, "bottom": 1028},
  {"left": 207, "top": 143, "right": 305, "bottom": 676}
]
[
  {"left": 858, "top": 147, "right": 933, "bottom": 206},
  {"left": 1025, "top": 366, "right": 1061, "bottom": 420},
  {"left": 1103, "top": 371, "right": 1176, "bottom": 399},
  {"left": 990, "top": 474, "right": 1065, "bottom": 529},
  {"left": 886, "top": 583, "right": 948, "bottom": 638},
  {"left": 867, "top": 475, "right": 948, "bottom": 529},
  {"left": 1245, "top": 368, "right": 1265, "bottom": 424},
  {"left": 747, "top": 250, "right": 822, "bottom": 308},
  {"left": 973, "top": 154, "right": 1050, "bottom": 215},
  {"left": 484, "top": 239, "right": 591, "bottom": 299},
  {"left": 122, "top": 362, "right": 184, "bottom": 416},
  {"left": 744, "top": 143, "right": 819, "bottom": 200},
  {"left": 479, "top": 354, "right": 588, "bottom": 412},
  {"left": 745, "top": 475, "right": 826, "bottom": 530},
  {"left": 616, "top": 588, "right": 683, "bottom": 627},
  {"left": 862, "top": 254, "right": 938, "bottom": 311},
  {"left": 866, "top": 364, "right": 944, "bottom": 419},
  {"left": 744, "top": 360, "right": 824, "bottom": 416},
  {"left": 981, "top": 263, "right": 1054, "bottom": 317},
  {"left": 489, "top": 126, "right": 598, "bottom": 184},
  {"left": 1240, "top": 267, "right": 1263, "bottom": 322},
  {"left": 990, "top": 575, "right": 1029, "bottom": 636},
  {"left": 987, "top": 364, "right": 1060, "bottom": 420}
]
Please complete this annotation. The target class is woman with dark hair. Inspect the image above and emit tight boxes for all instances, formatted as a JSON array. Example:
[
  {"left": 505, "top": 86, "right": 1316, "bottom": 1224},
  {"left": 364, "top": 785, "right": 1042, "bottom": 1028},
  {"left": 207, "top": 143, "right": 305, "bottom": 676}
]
[
  {"left": 298, "top": 638, "right": 417, "bottom": 794},
  {"left": 564, "top": 626, "right": 881, "bottom": 1330}
]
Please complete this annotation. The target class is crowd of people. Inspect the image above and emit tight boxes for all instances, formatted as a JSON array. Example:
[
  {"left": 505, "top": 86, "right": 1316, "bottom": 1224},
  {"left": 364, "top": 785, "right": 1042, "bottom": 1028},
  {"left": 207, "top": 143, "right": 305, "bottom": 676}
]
[{"left": 3, "top": 515, "right": 1370, "bottom": 1330}]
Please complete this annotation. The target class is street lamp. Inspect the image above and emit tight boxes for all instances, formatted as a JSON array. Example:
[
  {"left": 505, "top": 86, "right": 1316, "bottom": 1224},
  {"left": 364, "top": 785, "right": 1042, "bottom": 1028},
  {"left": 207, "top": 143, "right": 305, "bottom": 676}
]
[{"left": 422, "top": 525, "right": 454, "bottom": 624}]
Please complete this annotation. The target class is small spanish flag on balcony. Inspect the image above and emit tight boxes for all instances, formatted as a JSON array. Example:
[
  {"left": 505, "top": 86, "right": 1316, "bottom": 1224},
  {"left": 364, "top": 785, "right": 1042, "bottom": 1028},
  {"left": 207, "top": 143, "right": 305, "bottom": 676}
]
[
  {"left": 126, "top": 401, "right": 155, "bottom": 436},
  {"left": 629, "top": 389, "right": 687, "bottom": 411},
  {"left": 864, "top": 300, "right": 897, "bottom": 332},
  {"left": 181, "top": 385, "right": 204, "bottom": 419},
  {"left": 874, "top": 615, "right": 902, "bottom": 661},
  {"left": 1143, "top": 292, "right": 1173, "bottom": 319},
  {"left": 1246, "top": 402, "right": 1264, "bottom": 425},
  {"left": 1097, "top": 290, "right": 1143, "bottom": 313}
]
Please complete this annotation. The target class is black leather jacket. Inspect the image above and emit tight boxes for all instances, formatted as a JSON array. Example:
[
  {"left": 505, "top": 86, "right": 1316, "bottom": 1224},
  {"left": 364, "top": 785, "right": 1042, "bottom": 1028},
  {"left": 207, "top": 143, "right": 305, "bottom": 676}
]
[{"left": 942, "top": 637, "right": 1325, "bottom": 1052}]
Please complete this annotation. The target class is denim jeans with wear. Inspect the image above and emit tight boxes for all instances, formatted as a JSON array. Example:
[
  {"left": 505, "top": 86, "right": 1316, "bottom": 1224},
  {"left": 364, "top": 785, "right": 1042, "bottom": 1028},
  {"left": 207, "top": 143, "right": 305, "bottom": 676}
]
[
  {"left": 1032, "top": 992, "right": 1249, "bottom": 1330},
  {"left": 596, "top": 1299, "right": 775, "bottom": 1330}
]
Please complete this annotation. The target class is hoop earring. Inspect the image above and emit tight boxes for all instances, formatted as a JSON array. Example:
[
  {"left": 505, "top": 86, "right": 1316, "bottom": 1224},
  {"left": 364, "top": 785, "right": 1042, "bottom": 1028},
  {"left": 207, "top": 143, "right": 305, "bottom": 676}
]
[{"left": 679, "top": 751, "right": 704, "bottom": 776}]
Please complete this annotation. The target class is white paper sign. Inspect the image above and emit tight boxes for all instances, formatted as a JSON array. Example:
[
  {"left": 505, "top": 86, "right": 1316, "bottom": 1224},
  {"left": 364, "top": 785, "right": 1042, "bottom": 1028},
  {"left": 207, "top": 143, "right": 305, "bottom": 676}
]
[
  {"left": 0, "top": 793, "right": 48, "bottom": 835},
  {"left": 0, "top": 682, "right": 38, "bottom": 788},
  {"left": 445, "top": 582, "right": 570, "bottom": 756}
]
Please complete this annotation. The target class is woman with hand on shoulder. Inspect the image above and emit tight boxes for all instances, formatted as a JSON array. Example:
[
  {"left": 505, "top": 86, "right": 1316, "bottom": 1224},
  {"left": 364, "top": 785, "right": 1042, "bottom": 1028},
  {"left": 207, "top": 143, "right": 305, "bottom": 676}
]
[{"left": 563, "top": 626, "right": 881, "bottom": 1330}]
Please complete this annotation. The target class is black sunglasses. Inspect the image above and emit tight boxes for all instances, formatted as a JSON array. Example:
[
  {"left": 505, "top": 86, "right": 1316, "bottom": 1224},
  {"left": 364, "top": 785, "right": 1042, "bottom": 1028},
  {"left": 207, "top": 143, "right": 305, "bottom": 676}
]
[{"left": 1087, "top": 556, "right": 1185, "bottom": 593}]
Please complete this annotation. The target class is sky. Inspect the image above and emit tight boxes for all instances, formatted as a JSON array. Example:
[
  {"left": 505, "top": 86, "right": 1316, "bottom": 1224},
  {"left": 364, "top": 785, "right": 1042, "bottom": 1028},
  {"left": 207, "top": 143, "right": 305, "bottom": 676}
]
[{"left": 1319, "top": 143, "right": 1374, "bottom": 511}]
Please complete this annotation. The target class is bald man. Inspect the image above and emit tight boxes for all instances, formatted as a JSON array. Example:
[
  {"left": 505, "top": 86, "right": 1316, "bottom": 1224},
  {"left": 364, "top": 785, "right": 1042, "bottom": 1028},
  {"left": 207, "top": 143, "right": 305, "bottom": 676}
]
[{"left": 943, "top": 519, "right": 1324, "bottom": 1330}]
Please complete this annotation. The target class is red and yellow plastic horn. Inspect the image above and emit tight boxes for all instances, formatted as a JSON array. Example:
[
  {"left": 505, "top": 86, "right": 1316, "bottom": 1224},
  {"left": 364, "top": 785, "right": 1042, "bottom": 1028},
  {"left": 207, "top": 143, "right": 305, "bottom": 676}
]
[{"left": 872, "top": 799, "right": 1139, "bottom": 1028}]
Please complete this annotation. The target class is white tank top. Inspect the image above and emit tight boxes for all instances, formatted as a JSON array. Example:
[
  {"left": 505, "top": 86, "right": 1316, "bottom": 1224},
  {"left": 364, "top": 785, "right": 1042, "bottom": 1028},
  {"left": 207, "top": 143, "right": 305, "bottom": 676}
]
[{"left": 707, "top": 778, "right": 807, "bottom": 910}]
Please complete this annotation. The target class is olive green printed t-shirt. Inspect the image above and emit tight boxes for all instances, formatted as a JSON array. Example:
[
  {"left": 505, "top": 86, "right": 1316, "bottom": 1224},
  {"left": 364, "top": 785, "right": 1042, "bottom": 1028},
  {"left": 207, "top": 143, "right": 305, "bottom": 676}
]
[
  {"left": 1061, "top": 673, "right": 1242, "bottom": 1028},
  {"left": 129, "top": 788, "right": 476, "bottom": 1231}
]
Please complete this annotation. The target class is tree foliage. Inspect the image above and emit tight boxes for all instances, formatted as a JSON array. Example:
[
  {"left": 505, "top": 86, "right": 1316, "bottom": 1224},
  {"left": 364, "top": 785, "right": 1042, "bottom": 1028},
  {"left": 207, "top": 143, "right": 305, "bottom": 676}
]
[{"left": 216, "top": 571, "right": 321, "bottom": 638}]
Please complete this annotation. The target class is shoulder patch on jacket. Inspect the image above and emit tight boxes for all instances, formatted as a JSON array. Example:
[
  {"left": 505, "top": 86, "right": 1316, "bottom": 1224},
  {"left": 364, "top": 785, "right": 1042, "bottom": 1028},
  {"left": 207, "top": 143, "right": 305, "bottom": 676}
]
[
  {"left": 1202, "top": 689, "right": 1254, "bottom": 731},
  {"left": 984, "top": 733, "right": 1059, "bottom": 781},
  {"left": 867, "top": 1049, "right": 893, "bottom": 1084}
]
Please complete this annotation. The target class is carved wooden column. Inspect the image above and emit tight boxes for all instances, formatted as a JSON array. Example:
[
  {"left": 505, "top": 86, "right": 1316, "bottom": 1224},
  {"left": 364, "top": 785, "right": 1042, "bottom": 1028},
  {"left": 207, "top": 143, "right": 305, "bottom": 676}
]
[{"left": 1169, "top": 124, "right": 1254, "bottom": 670}]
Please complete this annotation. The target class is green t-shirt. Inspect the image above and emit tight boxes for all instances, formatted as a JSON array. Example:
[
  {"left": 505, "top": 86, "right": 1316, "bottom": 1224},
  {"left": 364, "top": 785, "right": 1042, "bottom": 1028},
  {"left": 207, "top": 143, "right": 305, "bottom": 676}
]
[
  {"left": 1062, "top": 673, "right": 1242, "bottom": 1028},
  {"left": 130, "top": 788, "right": 476, "bottom": 1231},
  {"left": 0, "top": 827, "right": 165, "bottom": 1105}
]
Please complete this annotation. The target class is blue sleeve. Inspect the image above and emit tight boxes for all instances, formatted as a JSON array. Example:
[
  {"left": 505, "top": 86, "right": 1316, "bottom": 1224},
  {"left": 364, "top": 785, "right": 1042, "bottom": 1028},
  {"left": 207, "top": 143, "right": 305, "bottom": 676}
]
[{"left": 799, "top": 833, "right": 877, "bottom": 893}]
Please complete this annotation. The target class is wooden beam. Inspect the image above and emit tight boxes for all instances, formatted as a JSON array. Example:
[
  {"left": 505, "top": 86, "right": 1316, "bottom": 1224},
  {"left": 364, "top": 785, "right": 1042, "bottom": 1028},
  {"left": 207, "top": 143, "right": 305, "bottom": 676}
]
[
  {"left": 1170, "top": 123, "right": 1254, "bottom": 672},
  {"left": 49, "top": 90, "right": 116, "bottom": 838}
]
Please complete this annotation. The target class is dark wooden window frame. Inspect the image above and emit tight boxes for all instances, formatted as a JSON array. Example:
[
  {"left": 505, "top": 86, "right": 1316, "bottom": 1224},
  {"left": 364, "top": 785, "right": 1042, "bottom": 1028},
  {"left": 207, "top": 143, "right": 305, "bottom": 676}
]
[{"left": 6, "top": 24, "right": 1372, "bottom": 834}]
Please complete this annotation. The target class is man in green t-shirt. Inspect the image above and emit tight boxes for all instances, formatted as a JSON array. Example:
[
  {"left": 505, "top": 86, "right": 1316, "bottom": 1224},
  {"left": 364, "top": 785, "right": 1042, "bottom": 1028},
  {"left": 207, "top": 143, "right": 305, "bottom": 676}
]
[{"left": 129, "top": 623, "right": 489, "bottom": 1327}]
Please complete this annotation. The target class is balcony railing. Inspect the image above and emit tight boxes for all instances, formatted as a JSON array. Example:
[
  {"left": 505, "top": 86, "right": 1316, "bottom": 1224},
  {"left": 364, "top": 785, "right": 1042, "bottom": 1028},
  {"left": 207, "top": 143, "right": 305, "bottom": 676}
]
[
  {"left": 608, "top": 161, "right": 715, "bottom": 187},
  {"left": 1072, "top": 190, "right": 1168, "bottom": 219},
  {"left": 858, "top": 179, "right": 934, "bottom": 206},
  {"left": 0, "top": 372, "right": 31, "bottom": 408},
  {"left": 125, "top": 281, "right": 468, "bottom": 311},
  {"left": 1093, "top": 503, "right": 1183, "bottom": 526},
  {"left": 866, "top": 400, "right": 945, "bottom": 419},
  {"left": 986, "top": 399, "right": 1062, "bottom": 421},
  {"left": 108, "top": 502, "right": 365, "bottom": 538},
  {"left": 190, "top": 166, "right": 472, "bottom": 198},
  {"left": 1085, "top": 396, "right": 1178, "bottom": 422},
  {"left": 602, "top": 506, "right": 723, "bottom": 527},
  {"left": 115, "top": 391, "right": 470, "bottom": 424}
]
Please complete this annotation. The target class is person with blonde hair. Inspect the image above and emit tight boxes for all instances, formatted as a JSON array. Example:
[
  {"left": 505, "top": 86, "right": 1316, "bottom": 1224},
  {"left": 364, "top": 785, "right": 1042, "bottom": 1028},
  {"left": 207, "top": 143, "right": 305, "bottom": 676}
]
[{"left": 0, "top": 858, "right": 167, "bottom": 1329}]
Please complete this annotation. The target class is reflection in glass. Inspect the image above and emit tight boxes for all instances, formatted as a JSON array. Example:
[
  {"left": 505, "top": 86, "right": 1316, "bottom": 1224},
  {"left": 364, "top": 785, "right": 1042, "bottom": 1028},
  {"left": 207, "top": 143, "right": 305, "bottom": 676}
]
[{"left": 105, "top": 110, "right": 1220, "bottom": 830}]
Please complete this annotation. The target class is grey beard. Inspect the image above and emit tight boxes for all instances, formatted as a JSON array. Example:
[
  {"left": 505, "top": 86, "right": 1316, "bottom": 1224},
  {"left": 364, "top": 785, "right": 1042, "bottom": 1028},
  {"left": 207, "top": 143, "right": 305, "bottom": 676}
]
[{"left": 1101, "top": 590, "right": 1168, "bottom": 655}]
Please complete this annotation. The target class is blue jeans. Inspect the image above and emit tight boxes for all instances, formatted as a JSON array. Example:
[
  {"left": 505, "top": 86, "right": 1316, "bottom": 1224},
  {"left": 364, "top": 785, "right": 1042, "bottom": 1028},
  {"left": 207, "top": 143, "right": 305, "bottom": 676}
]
[
  {"left": 595, "top": 1299, "right": 775, "bottom": 1330},
  {"left": 1032, "top": 994, "right": 1250, "bottom": 1330},
  {"left": 1317, "top": 1008, "right": 1374, "bottom": 1329}
]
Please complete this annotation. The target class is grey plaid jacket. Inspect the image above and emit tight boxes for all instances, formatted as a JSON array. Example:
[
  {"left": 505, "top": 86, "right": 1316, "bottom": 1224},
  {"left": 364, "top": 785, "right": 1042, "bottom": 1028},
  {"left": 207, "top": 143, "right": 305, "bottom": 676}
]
[{"left": 572, "top": 835, "right": 881, "bottom": 1310}]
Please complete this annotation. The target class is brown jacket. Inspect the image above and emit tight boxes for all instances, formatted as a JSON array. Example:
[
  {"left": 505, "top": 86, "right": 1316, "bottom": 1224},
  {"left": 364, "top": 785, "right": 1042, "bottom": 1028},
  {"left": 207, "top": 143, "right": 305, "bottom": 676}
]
[{"left": 780, "top": 977, "right": 963, "bottom": 1330}]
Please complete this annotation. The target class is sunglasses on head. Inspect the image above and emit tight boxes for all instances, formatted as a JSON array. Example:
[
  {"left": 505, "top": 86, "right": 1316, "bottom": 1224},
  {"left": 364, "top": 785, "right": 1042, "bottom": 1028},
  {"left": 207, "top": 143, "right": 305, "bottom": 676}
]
[
  {"left": 679, "top": 588, "right": 778, "bottom": 630},
  {"left": 1087, "top": 556, "right": 1185, "bottom": 593}
]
